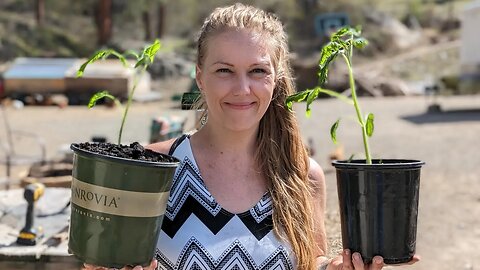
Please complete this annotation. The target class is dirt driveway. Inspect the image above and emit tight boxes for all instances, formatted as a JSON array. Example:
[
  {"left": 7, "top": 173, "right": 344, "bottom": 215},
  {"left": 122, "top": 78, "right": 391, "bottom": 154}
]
[
  {"left": 1, "top": 94, "right": 479, "bottom": 270},
  {"left": 299, "top": 95, "right": 480, "bottom": 270}
]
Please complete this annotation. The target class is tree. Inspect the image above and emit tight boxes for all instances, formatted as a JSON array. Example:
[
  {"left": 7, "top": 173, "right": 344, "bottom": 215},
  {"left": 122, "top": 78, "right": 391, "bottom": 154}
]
[
  {"left": 35, "top": 0, "right": 45, "bottom": 27},
  {"left": 157, "top": 2, "right": 166, "bottom": 39},
  {"left": 95, "top": 0, "right": 113, "bottom": 46},
  {"left": 143, "top": 9, "right": 152, "bottom": 40}
]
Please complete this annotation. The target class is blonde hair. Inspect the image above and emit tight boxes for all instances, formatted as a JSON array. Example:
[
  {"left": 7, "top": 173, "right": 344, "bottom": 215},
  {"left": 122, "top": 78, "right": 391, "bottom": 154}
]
[{"left": 195, "top": 4, "right": 320, "bottom": 269}]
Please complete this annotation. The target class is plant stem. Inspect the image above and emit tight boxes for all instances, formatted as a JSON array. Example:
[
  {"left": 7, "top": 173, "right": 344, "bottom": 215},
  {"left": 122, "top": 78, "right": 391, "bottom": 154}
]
[
  {"left": 342, "top": 53, "right": 372, "bottom": 164},
  {"left": 117, "top": 66, "right": 146, "bottom": 144}
]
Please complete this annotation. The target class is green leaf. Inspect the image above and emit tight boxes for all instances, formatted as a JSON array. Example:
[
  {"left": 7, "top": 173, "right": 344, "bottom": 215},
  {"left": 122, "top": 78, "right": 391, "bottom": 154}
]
[
  {"left": 352, "top": 37, "right": 369, "bottom": 49},
  {"left": 143, "top": 39, "right": 161, "bottom": 63},
  {"left": 77, "top": 49, "right": 113, "bottom": 77},
  {"left": 306, "top": 107, "right": 312, "bottom": 117},
  {"left": 353, "top": 25, "right": 363, "bottom": 35},
  {"left": 305, "top": 88, "right": 320, "bottom": 116},
  {"left": 285, "top": 89, "right": 311, "bottom": 111},
  {"left": 366, "top": 113, "right": 374, "bottom": 137},
  {"left": 331, "top": 26, "right": 361, "bottom": 42},
  {"left": 76, "top": 49, "right": 126, "bottom": 77},
  {"left": 133, "top": 40, "right": 162, "bottom": 68},
  {"left": 332, "top": 26, "right": 350, "bottom": 39},
  {"left": 134, "top": 57, "right": 147, "bottom": 68},
  {"left": 318, "top": 43, "right": 340, "bottom": 85},
  {"left": 330, "top": 119, "right": 340, "bottom": 144},
  {"left": 88, "top": 91, "right": 118, "bottom": 108}
]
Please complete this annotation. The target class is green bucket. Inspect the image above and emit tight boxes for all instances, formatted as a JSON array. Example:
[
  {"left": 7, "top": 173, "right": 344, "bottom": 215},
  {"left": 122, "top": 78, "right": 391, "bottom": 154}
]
[{"left": 68, "top": 144, "right": 179, "bottom": 268}]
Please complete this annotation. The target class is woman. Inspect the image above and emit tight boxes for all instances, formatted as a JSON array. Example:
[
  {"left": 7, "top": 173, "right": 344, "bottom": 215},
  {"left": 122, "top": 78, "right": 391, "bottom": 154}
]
[{"left": 86, "top": 3, "right": 419, "bottom": 270}]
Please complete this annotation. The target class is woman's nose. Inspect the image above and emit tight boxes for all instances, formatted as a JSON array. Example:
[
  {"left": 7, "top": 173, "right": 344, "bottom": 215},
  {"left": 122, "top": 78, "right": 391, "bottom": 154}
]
[{"left": 233, "top": 74, "right": 251, "bottom": 96}]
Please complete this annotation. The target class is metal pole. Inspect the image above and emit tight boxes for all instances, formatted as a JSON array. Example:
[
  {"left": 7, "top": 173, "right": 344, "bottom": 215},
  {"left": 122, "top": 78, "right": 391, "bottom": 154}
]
[
  {"left": 6, "top": 154, "right": 11, "bottom": 190},
  {"left": 1, "top": 105, "right": 14, "bottom": 190},
  {"left": 1, "top": 105, "right": 15, "bottom": 155}
]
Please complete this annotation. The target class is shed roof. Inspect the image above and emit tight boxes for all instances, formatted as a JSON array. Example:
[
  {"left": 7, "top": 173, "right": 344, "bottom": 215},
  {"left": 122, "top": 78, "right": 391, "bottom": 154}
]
[
  {"left": 3, "top": 58, "right": 133, "bottom": 80},
  {"left": 3, "top": 58, "right": 78, "bottom": 79}
]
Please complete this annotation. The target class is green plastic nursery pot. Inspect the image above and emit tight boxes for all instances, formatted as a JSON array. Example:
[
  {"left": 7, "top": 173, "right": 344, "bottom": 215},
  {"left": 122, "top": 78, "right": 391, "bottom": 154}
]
[
  {"left": 68, "top": 144, "right": 179, "bottom": 268},
  {"left": 332, "top": 159, "right": 424, "bottom": 265}
]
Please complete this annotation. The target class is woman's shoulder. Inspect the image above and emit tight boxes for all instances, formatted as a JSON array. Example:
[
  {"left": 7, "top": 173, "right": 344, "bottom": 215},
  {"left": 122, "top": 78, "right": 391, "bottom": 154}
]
[
  {"left": 146, "top": 134, "right": 192, "bottom": 155},
  {"left": 308, "top": 157, "right": 326, "bottom": 193},
  {"left": 308, "top": 157, "right": 324, "bottom": 182}
]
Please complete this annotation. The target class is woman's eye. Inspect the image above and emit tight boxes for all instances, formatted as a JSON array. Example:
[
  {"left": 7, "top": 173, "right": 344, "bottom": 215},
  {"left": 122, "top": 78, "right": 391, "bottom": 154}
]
[
  {"left": 251, "top": 68, "right": 267, "bottom": 74},
  {"left": 216, "top": 68, "right": 232, "bottom": 73}
]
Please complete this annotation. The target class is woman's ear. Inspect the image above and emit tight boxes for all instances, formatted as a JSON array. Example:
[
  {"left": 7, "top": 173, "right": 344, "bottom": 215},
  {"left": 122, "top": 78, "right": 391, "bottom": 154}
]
[{"left": 195, "top": 65, "right": 203, "bottom": 92}]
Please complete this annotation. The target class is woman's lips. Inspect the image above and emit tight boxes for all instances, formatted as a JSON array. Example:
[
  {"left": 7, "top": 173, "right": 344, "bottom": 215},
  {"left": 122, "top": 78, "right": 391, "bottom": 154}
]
[{"left": 224, "top": 102, "right": 255, "bottom": 110}]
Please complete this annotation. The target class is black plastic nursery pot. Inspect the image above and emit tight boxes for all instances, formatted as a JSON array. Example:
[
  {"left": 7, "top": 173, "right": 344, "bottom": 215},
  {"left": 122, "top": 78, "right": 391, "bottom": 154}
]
[
  {"left": 332, "top": 159, "right": 425, "bottom": 265},
  {"left": 68, "top": 144, "right": 180, "bottom": 268}
]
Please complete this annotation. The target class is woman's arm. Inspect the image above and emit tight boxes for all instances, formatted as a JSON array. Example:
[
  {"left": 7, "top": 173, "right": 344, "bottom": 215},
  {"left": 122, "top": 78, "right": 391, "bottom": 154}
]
[
  {"left": 145, "top": 137, "right": 177, "bottom": 155},
  {"left": 308, "top": 158, "right": 328, "bottom": 262}
]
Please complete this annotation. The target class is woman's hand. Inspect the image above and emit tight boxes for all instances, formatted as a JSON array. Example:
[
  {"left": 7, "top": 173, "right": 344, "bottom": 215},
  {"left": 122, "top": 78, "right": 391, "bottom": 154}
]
[
  {"left": 323, "top": 249, "right": 420, "bottom": 270},
  {"left": 83, "top": 259, "right": 157, "bottom": 270}
]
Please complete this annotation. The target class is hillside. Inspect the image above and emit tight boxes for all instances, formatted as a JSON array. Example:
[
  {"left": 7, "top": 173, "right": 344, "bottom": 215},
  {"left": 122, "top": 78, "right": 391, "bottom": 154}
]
[
  {"left": 0, "top": 1, "right": 464, "bottom": 58},
  {"left": 0, "top": 0, "right": 466, "bottom": 97}
]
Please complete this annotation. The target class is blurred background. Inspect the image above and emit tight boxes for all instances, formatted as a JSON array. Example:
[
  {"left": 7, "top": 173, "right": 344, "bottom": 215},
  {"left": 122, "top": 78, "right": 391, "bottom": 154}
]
[
  {"left": 0, "top": 0, "right": 479, "bottom": 270},
  {"left": 0, "top": 0, "right": 473, "bottom": 100}
]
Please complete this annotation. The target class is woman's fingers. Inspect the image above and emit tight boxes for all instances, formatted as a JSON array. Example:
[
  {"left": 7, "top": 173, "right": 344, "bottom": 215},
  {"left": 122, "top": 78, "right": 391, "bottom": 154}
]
[
  {"left": 333, "top": 251, "right": 419, "bottom": 270},
  {"left": 369, "top": 256, "right": 384, "bottom": 270},
  {"left": 339, "top": 251, "right": 385, "bottom": 270},
  {"left": 150, "top": 259, "right": 158, "bottom": 269},
  {"left": 341, "top": 249, "right": 354, "bottom": 269},
  {"left": 408, "top": 254, "right": 421, "bottom": 265},
  {"left": 129, "top": 259, "right": 158, "bottom": 270},
  {"left": 329, "top": 255, "right": 344, "bottom": 268},
  {"left": 351, "top": 252, "right": 365, "bottom": 270},
  {"left": 83, "top": 259, "right": 157, "bottom": 270},
  {"left": 83, "top": 264, "right": 107, "bottom": 270}
]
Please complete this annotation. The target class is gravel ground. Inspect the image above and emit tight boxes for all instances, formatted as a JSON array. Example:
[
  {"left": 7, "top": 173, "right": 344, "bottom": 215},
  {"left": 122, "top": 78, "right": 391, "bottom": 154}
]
[
  {"left": 298, "top": 95, "right": 480, "bottom": 269},
  {"left": 1, "top": 94, "right": 479, "bottom": 269}
]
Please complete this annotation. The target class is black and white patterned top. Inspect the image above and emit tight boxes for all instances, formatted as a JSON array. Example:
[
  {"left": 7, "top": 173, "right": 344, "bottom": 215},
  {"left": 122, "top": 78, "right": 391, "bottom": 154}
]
[{"left": 155, "top": 136, "right": 296, "bottom": 270}]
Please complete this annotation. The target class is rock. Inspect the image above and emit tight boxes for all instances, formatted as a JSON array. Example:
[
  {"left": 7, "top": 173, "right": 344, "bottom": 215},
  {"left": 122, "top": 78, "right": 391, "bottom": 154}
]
[
  {"left": 48, "top": 94, "right": 69, "bottom": 108},
  {"left": 291, "top": 53, "right": 349, "bottom": 93},
  {"left": 291, "top": 53, "right": 319, "bottom": 91},
  {"left": 363, "top": 9, "right": 423, "bottom": 52},
  {"left": 377, "top": 77, "right": 409, "bottom": 96},
  {"left": 148, "top": 52, "right": 194, "bottom": 79}
]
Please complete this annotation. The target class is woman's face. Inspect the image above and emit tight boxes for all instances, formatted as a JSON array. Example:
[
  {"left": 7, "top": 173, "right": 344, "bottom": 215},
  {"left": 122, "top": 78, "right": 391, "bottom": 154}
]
[{"left": 196, "top": 29, "right": 276, "bottom": 132}]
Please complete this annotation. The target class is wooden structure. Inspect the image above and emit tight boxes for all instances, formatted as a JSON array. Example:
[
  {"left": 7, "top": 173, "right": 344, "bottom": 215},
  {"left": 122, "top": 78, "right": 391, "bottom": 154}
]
[
  {"left": 20, "top": 161, "right": 73, "bottom": 188},
  {"left": 64, "top": 60, "right": 134, "bottom": 101},
  {"left": 2, "top": 58, "right": 75, "bottom": 95},
  {"left": 2, "top": 58, "right": 152, "bottom": 104}
]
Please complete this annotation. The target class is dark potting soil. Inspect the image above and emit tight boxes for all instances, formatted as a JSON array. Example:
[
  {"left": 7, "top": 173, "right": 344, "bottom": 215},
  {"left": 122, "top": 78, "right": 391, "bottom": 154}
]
[{"left": 72, "top": 142, "right": 177, "bottom": 163}]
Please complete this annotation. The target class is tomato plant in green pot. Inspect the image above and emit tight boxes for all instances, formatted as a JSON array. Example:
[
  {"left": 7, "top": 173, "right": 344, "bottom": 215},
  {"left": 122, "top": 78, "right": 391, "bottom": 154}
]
[
  {"left": 68, "top": 40, "right": 180, "bottom": 268},
  {"left": 287, "top": 26, "right": 425, "bottom": 264}
]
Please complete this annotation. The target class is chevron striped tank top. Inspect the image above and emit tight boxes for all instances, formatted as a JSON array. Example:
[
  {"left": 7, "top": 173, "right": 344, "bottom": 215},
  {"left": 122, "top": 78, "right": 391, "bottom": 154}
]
[{"left": 155, "top": 135, "right": 296, "bottom": 270}]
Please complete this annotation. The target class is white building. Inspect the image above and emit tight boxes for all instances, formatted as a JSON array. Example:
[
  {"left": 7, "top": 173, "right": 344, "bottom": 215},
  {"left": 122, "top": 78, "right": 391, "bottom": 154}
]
[{"left": 460, "top": 0, "right": 480, "bottom": 94}]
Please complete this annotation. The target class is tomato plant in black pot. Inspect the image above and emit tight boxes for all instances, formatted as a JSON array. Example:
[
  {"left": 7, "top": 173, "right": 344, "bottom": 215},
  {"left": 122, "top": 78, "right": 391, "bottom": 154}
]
[
  {"left": 68, "top": 40, "right": 180, "bottom": 268},
  {"left": 287, "top": 26, "right": 425, "bottom": 264}
]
